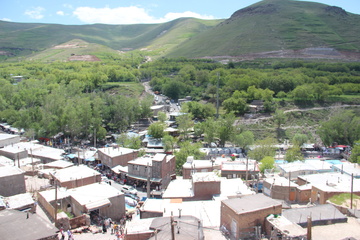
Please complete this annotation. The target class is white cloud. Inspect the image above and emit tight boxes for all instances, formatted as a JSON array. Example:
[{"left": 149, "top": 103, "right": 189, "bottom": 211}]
[
  {"left": 1, "top": 18, "right": 12, "bottom": 22},
  {"left": 24, "top": 7, "right": 45, "bottom": 20},
  {"left": 56, "top": 11, "right": 65, "bottom": 16},
  {"left": 63, "top": 4, "right": 73, "bottom": 9},
  {"left": 160, "top": 11, "right": 215, "bottom": 22},
  {"left": 73, "top": 6, "right": 215, "bottom": 24}
]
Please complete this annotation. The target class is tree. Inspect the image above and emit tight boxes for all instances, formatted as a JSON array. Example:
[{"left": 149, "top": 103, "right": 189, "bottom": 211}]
[
  {"left": 285, "top": 145, "right": 304, "bottom": 163},
  {"left": 217, "top": 113, "right": 236, "bottom": 147},
  {"left": 249, "top": 137, "right": 276, "bottom": 161},
  {"left": 203, "top": 117, "right": 217, "bottom": 147},
  {"left": 272, "top": 109, "right": 287, "bottom": 129},
  {"left": 222, "top": 90, "right": 248, "bottom": 115},
  {"left": 148, "top": 122, "right": 166, "bottom": 139},
  {"left": 318, "top": 110, "right": 360, "bottom": 146},
  {"left": 163, "top": 134, "right": 177, "bottom": 153},
  {"left": 292, "top": 133, "right": 308, "bottom": 147},
  {"left": 233, "top": 130, "right": 254, "bottom": 153},
  {"left": 174, "top": 141, "right": 205, "bottom": 175},
  {"left": 117, "top": 133, "right": 141, "bottom": 149},
  {"left": 177, "top": 113, "right": 194, "bottom": 140},
  {"left": 260, "top": 156, "right": 275, "bottom": 173},
  {"left": 349, "top": 140, "right": 360, "bottom": 164},
  {"left": 157, "top": 112, "right": 167, "bottom": 122}
]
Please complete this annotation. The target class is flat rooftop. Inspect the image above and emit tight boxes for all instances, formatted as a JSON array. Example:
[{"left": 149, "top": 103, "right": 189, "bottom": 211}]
[
  {"left": 298, "top": 172, "right": 360, "bottom": 192},
  {"left": 282, "top": 204, "right": 347, "bottom": 226},
  {"left": 222, "top": 194, "right": 282, "bottom": 214},
  {"left": 0, "top": 165, "right": 24, "bottom": 177},
  {"left": 279, "top": 161, "right": 317, "bottom": 172},
  {"left": 52, "top": 165, "right": 100, "bottom": 182},
  {"left": 0, "top": 133, "right": 19, "bottom": 141},
  {"left": 142, "top": 198, "right": 221, "bottom": 227},
  {"left": 68, "top": 182, "right": 123, "bottom": 206},
  {"left": 0, "top": 209, "right": 58, "bottom": 239},
  {"left": 267, "top": 215, "right": 306, "bottom": 238},
  {"left": 221, "top": 160, "right": 259, "bottom": 171},
  {"left": 162, "top": 178, "right": 194, "bottom": 199},
  {"left": 264, "top": 176, "right": 299, "bottom": 187},
  {"left": 98, "top": 146, "right": 137, "bottom": 157}
]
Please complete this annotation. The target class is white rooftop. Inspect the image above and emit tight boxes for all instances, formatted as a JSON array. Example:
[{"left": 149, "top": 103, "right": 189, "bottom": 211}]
[
  {"left": 128, "top": 154, "right": 170, "bottom": 166},
  {"left": 5, "top": 193, "right": 34, "bottom": 209},
  {"left": 98, "top": 146, "right": 136, "bottom": 157},
  {"left": 0, "top": 142, "right": 65, "bottom": 160},
  {"left": 0, "top": 165, "right": 24, "bottom": 177},
  {"left": 51, "top": 165, "right": 100, "bottom": 182},
  {"left": 192, "top": 172, "right": 220, "bottom": 182},
  {"left": 264, "top": 176, "right": 299, "bottom": 187},
  {"left": 162, "top": 177, "right": 194, "bottom": 199},
  {"left": 221, "top": 160, "right": 259, "bottom": 171},
  {"left": 279, "top": 161, "right": 317, "bottom": 172},
  {"left": 68, "top": 182, "right": 123, "bottom": 206},
  {"left": 333, "top": 162, "right": 360, "bottom": 177},
  {"left": 44, "top": 160, "right": 73, "bottom": 169},
  {"left": 0, "top": 133, "right": 19, "bottom": 141},
  {"left": 162, "top": 175, "right": 254, "bottom": 200},
  {"left": 298, "top": 172, "right": 360, "bottom": 192},
  {"left": 218, "top": 178, "right": 255, "bottom": 199},
  {"left": 141, "top": 199, "right": 221, "bottom": 227},
  {"left": 38, "top": 182, "right": 122, "bottom": 203},
  {"left": 183, "top": 159, "right": 221, "bottom": 169},
  {"left": 267, "top": 215, "right": 306, "bottom": 238},
  {"left": 304, "top": 159, "right": 332, "bottom": 171},
  {"left": 0, "top": 156, "right": 13, "bottom": 166}
]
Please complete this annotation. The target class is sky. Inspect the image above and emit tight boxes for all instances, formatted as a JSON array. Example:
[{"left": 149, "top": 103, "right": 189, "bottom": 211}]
[{"left": 1, "top": 0, "right": 360, "bottom": 25}]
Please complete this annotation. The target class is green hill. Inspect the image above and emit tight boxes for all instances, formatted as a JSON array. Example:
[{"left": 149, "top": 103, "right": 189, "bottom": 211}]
[
  {"left": 1, "top": 0, "right": 360, "bottom": 60},
  {"left": 168, "top": 0, "right": 360, "bottom": 58},
  {"left": 0, "top": 18, "right": 219, "bottom": 60}
]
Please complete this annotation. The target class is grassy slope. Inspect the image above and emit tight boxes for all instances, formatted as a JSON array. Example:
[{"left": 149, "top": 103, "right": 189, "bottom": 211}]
[
  {"left": 167, "top": 0, "right": 360, "bottom": 58},
  {"left": 1, "top": 0, "right": 360, "bottom": 59},
  {"left": 0, "top": 18, "right": 219, "bottom": 60},
  {"left": 26, "top": 39, "right": 118, "bottom": 61}
]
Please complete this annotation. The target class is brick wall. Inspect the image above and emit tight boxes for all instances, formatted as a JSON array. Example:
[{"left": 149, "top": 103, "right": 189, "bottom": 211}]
[
  {"left": 193, "top": 181, "right": 220, "bottom": 200},
  {"left": 0, "top": 173, "right": 26, "bottom": 197},
  {"left": 221, "top": 201, "right": 282, "bottom": 239}
]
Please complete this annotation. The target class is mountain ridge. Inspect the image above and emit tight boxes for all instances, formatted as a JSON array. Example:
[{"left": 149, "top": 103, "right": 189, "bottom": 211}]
[{"left": 1, "top": 0, "right": 360, "bottom": 61}]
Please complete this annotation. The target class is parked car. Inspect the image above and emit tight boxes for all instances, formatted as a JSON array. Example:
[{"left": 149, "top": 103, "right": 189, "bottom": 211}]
[
  {"left": 121, "top": 185, "right": 138, "bottom": 195},
  {"left": 124, "top": 193, "right": 140, "bottom": 201},
  {"left": 101, "top": 176, "right": 110, "bottom": 184}
]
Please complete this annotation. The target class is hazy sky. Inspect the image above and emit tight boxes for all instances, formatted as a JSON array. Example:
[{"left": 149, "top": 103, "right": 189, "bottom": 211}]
[{"left": 1, "top": 0, "right": 359, "bottom": 25}]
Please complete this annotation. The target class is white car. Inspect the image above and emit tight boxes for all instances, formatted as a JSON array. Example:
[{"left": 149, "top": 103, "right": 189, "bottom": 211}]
[
  {"left": 121, "top": 185, "right": 138, "bottom": 195},
  {"left": 101, "top": 176, "right": 110, "bottom": 184}
]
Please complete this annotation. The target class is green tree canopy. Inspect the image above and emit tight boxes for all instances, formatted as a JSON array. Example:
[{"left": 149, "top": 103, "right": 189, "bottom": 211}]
[
  {"left": 260, "top": 156, "right": 275, "bottom": 173},
  {"left": 285, "top": 145, "right": 304, "bottom": 163},
  {"left": 148, "top": 122, "right": 166, "bottom": 139},
  {"left": 249, "top": 137, "right": 277, "bottom": 161},
  {"left": 318, "top": 110, "right": 360, "bottom": 146}
]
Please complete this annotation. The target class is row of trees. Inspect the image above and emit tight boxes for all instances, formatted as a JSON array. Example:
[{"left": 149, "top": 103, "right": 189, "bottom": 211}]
[{"left": 144, "top": 59, "right": 360, "bottom": 107}]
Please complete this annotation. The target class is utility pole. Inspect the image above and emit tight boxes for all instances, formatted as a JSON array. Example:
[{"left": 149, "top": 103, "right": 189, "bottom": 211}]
[
  {"left": 146, "top": 163, "right": 151, "bottom": 198},
  {"left": 245, "top": 156, "right": 249, "bottom": 186},
  {"left": 307, "top": 216, "right": 312, "bottom": 240},
  {"left": 171, "top": 212, "right": 175, "bottom": 240},
  {"left": 350, "top": 173, "right": 354, "bottom": 209},
  {"left": 54, "top": 181, "right": 58, "bottom": 225},
  {"left": 30, "top": 148, "right": 34, "bottom": 175},
  {"left": 288, "top": 171, "right": 291, "bottom": 202},
  {"left": 216, "top": 72, "right": 220, "bottom": 119}
]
